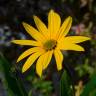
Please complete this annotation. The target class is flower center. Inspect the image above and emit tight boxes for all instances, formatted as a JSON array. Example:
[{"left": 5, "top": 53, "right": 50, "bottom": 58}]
[{"left": 43, "top": 39, "right": 57, "bottom": 51}]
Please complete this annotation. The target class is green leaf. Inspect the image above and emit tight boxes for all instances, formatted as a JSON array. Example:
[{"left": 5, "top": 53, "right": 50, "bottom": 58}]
[
  {"left": 0, "top": 53, "right": 28, "bottom": 96},
  {"left": 81, "top": 73, "right": 96, "bottom": 96},
  {"left": 60, "top": 70, "right": 74, "bottom": 96}
]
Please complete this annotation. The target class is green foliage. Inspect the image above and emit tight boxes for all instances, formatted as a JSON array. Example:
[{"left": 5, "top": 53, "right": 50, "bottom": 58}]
[
  {"left": 75, "top": 59, "right": 94, "bottom": 77},
  {"left": 32, "top": 77, "right": 53, "bottom": 96},
  {"left": 81, "top": 73, "right": 96, "bottom": 96},
  {"left": 0, "top": 53, "right": 28, "bottom": 96},
  {"left": 25, "top": 71, "right": 53, "bottom": 96},
  {"left": 60, "top": 70, "right": 74, "bottom": 96}
]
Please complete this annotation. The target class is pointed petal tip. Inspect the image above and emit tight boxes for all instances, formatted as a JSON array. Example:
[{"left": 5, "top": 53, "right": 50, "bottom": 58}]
[
  {"left": 11, "top": 40, "right": 16, "bottom": 44},
  {"left": 67, "top": 16, "right": 72, "bottom": 22},
  {"left": 69, "top": 16, "right": 72, "bottom": 18},
  {"left": 22, "top": 22, "right": 27, "bottom": 27},
  {"left": 49, "top": 9, "right": 54, "bottom": 13},
  {"left": 86, "top": 37, "right": 91, "bottom": 40},
  {"left": 68, "top": 16, "right": 72, "bottom": 18},
  {"left": 36, "top": 64, "right": 43, "bottom": 77},
  {"left": 16, "top": 59, "right": 20, "bottom": 63},
  {"left": 79, "top": 36, "right": 91, "bottom": 42},
  {"left": 22, "top": 69, "right": 24, "bottom": 73},
  {"left": 33, "top": 15, "right": 39, "bottom": 22},
  {"left": 36, "top": 71, "right": 42, "bottom": 77},
  {"left": 22, "top": 67, "right": 26, "bottom": 73},
  {"left": 57, "top": 67, "right": 62, "bottom": 71},
  {"left": 22, "top": 22, "right": 25, "bottom": 25},
  {"left": 11, "top": 40, "right": 14, "bottom": 43},
  {"left": 77, "top": 45, "right": 85, "bottom": 51},
  {"left": 81, "top": 49, "right": 85, "bottom": 51},
  {"left": 33, "top": 15, "right": 37, "bottom": 19},
  {"left": 38, "top": 73, "right": 42, "bottom": 77},
  {"left": 83, "top": 37, "right": 91, "bottom": 41},
  {"left": 80, "top": 47, "right": 85, "bottom": 52}
]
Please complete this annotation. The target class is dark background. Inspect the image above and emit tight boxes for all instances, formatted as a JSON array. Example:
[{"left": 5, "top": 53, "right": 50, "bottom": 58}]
[{"left": 0, "top": 0, "right": 96, "bottom": 96}]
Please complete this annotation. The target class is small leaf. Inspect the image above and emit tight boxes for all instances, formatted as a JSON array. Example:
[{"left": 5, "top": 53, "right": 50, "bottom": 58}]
[{"left": 60, "top": 70, "right": 74, "bottom": 96}]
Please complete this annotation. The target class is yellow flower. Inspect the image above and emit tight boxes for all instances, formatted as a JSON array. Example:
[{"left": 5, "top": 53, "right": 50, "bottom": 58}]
[{"left": 12, "top": 10, "right": 90, "bottom": 77}]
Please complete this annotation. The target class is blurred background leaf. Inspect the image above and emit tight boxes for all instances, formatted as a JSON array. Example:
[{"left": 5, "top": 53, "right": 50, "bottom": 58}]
[
  {"left": 60, "top": 70, "right": 74, "bottom": 96},
  {"left": 81, "top": 73, "right": 96, "bottom": 96},
  {"left": 0, "top": 53, "right": 28, "bottom": 96}
]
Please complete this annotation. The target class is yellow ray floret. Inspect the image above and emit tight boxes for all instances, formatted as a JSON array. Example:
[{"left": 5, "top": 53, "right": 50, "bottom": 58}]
[
  {"left": 11, "top": 40, "right": 41, "bottom": 46},
  {"left": 22, "top": 22, "right": 46, "bottom": 42},
  {"left": 22, "top": 51, "right": 44, "bottom": 73},
  {"left": 12, "top": 9, "right": 90, "bottom": 77},
  {"left": 33, "top": 16, "right": 49, "bottom": 39},
  {"left": 17, "top": 47, "right": 43, "bottom": 62},
  {"left": 54, "top": 49, "right": 63, "bottom": 70},
  {"left": 36, "top": 55, "right": 43, "bottom": 77},
  {"left": 59, "top": 36, "right": 90, "bottom": 44},
  {"left": 36, "top": 50, "right": 53, "bottom": 77},
  {"left": 42, "top": 50, "right": 53, "bottom": 70},
  {"left": 58, "top": 43, "right": 85, "bottom": 51},
  {"left": 48, "top": 10, "right": 61, "bottom": 39},
  {"left": 57, "top": 16, "right": 72, "bottom": 40}
]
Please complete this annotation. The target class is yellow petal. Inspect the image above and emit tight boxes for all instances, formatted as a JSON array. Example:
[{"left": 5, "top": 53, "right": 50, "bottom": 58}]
[
  {"left": 48, "top": 10, "right": 61, "bottom": 39},
  {"left": 17, "top": 47, "right": 43, "bottom": 62},
  {"left": 58, "top": 42, "right": 84, "bottom": 51},
  {"left": 33, "top": 16, "right": 49, "bottom": 39},
  {"left": 36, "top": 55, "right": 43, "bottom": 77},
  {"left": 11, "top": 40, "right": 41, "bottom": 46},
  {"left": 61, "top": 36, "right": 90, "bottom": 44},
  {"left": 38, "top": 50, "right": 53, "bottom": 70},
  {"left": 54, "top": 49, "right": 63, "bottom": 70},
  {"left": 43, "top": 50, "right": 53, "bottom": 70},
  {"left": 36, "top": 50, "right": 53, "bottom": 77},
  {"left": 22, "top": 52, "right": 44, "bottom": 73},
  {"left": 57, "top": 16, "right": 72, "bottom": 40},
  {"left": 22, "top": 22, "right": 45, "bottom": 42}
]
